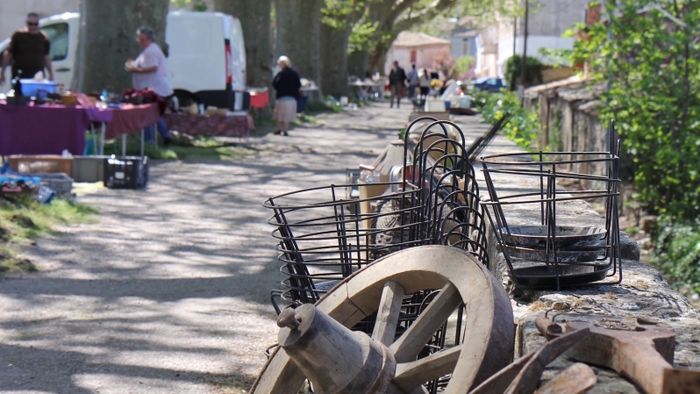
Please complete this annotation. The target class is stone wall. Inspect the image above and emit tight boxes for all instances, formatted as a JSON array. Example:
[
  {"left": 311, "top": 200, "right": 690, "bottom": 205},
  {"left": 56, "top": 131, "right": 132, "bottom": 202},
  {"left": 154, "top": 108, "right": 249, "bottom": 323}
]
[{"left": 469, "top": 104, "right": 700, "bottom": 391}]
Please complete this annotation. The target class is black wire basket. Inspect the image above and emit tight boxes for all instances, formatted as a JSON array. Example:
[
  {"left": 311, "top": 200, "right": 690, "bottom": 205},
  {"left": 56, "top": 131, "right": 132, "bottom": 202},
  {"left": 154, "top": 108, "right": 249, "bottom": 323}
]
[
  {"left": 402, "top": 118, "right": 489, "bottom": 265},
  {"left": 480, "top": 150, "right": 622, "bottom": 290},
  {"left": 264, "top": 182, "right": 426, "bottom": 309}
]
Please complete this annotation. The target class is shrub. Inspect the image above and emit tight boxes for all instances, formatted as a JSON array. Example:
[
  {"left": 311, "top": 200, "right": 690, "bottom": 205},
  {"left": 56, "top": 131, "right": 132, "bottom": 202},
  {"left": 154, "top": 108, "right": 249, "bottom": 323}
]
[
  {"left": 504, "top": 55, "right": 544, "bottom": 89},
  {"left": 475, "top": 90, "right": 541, "bottom": 150},
  {"left": 653, "top": 218, "right": 700, "bottom": 294}
]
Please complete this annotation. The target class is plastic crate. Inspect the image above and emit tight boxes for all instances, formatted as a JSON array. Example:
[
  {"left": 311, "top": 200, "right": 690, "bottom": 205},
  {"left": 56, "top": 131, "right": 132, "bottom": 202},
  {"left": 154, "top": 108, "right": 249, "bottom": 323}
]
[
  {"left": 103, "top": 156, "right": 149, "bottom": 189},
  {"left": 20, "top": 79, "right": 58, "bottom": 97},
  {"left": 72, "top": 156, "right": 106, "bottom": 183},
  {"left": 8, "top": 155, "right": 73, "bottom": 176},
  {"left": 32, "top": 172, "right": 73, "bottom": 198}
]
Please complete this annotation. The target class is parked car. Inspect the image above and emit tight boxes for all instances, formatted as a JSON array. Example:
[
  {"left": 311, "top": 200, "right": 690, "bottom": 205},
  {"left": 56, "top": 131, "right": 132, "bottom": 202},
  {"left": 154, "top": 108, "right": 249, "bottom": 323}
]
[
  {"left": 0, "top": 11, "right": 247, "bottom": 110},
  {"left": 474, "top": 77, "right": 507, "bottom": 92}
]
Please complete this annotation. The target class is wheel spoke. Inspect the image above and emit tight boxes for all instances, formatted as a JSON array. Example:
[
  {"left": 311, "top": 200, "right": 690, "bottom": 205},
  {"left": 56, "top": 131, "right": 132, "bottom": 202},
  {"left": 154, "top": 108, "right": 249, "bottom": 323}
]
[
  {"left": 371, "top": 281, "right": 405, "bottom": 345},
  {"left": 393, "top": 346, "right": 461, "bottom": 390},
  {"left": 390, "top": 283, "right": 460, "bottom": 362}
]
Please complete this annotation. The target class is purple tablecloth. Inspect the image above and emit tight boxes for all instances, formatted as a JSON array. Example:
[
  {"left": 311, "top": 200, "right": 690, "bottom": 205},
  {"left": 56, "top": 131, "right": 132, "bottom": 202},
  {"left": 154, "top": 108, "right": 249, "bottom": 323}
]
[
  {"left": 0, "top": 103, "right": 93, "bottom": 156},
  {"left": 0, "top": 102, "right": 159, "bottom": 156}
]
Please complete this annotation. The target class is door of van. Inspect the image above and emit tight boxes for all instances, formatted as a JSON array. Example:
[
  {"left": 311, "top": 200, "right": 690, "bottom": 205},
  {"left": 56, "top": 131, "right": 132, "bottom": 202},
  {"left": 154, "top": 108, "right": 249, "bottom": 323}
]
[{"left": 40, "top": 18, "right": 77, "bottom": 88}]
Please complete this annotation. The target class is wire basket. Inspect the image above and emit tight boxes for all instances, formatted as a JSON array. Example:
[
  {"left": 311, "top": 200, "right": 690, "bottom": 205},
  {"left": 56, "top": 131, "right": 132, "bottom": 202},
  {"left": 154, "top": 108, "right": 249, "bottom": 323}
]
[
  {"left": 402, "top": 118, "right": 489, "bottom": 265},
  {"left": 264, "top": 182, "right": 426, "bottom": 308},
  {"left": 480, "top": 150, "right": 622, "bottom": 290}
]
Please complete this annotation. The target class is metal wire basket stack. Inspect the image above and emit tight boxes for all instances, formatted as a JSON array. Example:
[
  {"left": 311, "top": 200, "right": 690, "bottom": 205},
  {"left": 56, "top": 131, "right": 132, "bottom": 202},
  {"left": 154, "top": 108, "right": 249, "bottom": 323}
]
[
  {"left": 264, "top": 182, "right": 426, "bottom": 311},
  {"left": 480, "top": 145, "right": 622, "bottom": 290},
  {"left": 403, "top": 117, "right": 489, "bottom": 265}
]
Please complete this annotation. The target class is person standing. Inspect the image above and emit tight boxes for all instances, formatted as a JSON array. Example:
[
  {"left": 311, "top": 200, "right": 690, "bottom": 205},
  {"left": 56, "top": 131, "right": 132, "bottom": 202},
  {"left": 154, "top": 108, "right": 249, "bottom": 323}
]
[
  {"left": 272, "top": 55, "right": 301, "bottom": 136},
  {"left": 125, "top": 26, "right": 172, "bottom": 144},
  {"left": 388, "top": 61, "right": 406, "bottom": 109},
  {"left": 0, "top": 12, "right": 54, "bottom": 85},
  {"left": 419, "top": 68, "right": 431, "bottom": 98},
  {"left": 406, "top": 64, "right": 418, "bottom": 99}
]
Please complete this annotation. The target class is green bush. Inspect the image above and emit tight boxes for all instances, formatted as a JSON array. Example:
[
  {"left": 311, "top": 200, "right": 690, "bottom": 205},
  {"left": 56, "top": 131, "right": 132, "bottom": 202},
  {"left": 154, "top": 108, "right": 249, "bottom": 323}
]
[
  {"left": 572, "top": 0, "right": 700, "bottom": 220},
  {"left": 653, "top": 218, "right": 700, "bottom": 294},
  {"left": 504, "top": 55, "right": 544, "bottom": 89},
  {"left": 475, "top": 90, "right": 541, "bottom": 150}
]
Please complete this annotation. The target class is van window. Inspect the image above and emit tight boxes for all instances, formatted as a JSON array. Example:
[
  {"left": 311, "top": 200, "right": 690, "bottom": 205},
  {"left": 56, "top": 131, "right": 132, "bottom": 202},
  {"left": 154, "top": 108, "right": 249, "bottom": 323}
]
[{"left": 42, "top": 23, "right": 69, "bottom": 61}]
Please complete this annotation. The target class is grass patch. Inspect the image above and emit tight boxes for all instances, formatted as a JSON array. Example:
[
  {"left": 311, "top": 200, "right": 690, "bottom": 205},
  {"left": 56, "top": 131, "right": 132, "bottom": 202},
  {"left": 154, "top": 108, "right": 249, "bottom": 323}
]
[
  {"left": 0, "top": 197, "right": 96, "bottom": 275},
  {"left": 102, "top": 135, "right": 250, "bottom": 161}
]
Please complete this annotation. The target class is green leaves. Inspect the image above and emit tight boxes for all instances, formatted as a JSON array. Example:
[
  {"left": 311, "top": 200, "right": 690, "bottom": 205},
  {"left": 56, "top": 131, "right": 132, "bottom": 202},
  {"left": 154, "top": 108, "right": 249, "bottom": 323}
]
[
  {"left": 476, "top": 90, "right": 542, "bottom": 151},
  {"left": 572, "top": 0, "right": 700, "bottom": 220}
]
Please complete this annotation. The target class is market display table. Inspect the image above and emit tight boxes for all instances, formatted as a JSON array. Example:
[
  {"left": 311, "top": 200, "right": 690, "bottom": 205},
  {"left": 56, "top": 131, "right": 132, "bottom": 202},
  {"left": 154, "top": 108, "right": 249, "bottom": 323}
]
[
  {"left": 164, "top": 112, "right": 252, "bottom": 138},
  {"left": 102, "top": 103, "right": 160, "bottom": 139},
  {"left": 0, "top": 101, "right": 160, "bottom": 156},
  {"left": 0, "top": 102, "right": 110, "bottom": 156}
]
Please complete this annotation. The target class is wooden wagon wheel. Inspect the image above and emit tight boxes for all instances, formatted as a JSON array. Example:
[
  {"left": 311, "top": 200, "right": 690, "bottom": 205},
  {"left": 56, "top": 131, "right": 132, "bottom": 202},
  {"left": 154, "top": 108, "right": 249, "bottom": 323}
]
[{"left": 251, "top": 245, "right": 514, "bottom": 394}]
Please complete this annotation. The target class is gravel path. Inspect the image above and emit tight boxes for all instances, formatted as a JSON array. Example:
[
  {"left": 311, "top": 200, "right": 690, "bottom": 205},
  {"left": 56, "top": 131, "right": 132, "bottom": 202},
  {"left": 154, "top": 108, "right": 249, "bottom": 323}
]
[{"left": 0, "top": 103, "right": 456, "bottom": 393}]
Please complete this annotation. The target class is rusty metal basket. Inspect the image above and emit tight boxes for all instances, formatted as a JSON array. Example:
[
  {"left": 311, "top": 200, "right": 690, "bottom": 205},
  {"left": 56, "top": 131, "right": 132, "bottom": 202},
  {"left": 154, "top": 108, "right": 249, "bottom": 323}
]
[
  {"left": 264, "top": 182, "right": 426, "bottom": 309},
  {"left": 480, "top": 149, "right": 622, "bottom": 290}
]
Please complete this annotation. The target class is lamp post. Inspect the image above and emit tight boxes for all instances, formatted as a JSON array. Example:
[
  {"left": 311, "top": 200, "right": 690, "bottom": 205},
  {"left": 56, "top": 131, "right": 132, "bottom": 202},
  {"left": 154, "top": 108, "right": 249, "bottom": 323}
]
[{"left": 519, "top": 0, "right": 529, "bottom": 104}]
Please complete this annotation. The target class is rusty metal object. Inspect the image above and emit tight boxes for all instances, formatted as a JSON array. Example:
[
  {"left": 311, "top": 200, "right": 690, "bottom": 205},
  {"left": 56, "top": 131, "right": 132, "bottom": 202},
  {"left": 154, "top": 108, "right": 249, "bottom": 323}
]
[
  {"left": 469, "top": 328, "right": 589, "bottom": 394},
  {"left": 277, "top": 304, "right": 397, "bottom": 393},
  {"left": 537, "top": 313, "right": 700, "bottom": 394},
  {"left": 534, "top": 363, "right": 596, "bottom": 394}
]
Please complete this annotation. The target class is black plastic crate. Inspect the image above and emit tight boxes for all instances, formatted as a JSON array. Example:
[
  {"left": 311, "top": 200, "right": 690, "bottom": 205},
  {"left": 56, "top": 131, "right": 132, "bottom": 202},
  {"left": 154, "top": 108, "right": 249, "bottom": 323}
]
[{"left": 103, "top": 156, "right": 149, "bottom": 189}]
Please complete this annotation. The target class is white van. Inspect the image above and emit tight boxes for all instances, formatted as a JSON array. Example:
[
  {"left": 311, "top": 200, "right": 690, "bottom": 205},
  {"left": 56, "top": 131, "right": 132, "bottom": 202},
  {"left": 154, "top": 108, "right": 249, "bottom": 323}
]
[{"left": 0, "top": 11, "right": 247, "bottom": 109}]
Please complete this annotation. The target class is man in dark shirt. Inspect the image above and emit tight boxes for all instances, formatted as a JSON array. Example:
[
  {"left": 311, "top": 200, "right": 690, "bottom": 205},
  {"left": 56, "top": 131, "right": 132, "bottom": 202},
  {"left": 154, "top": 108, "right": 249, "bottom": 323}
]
[
  {"left": 388, "top": 61, "right": 406, "bottom": 109},
  {"left": 0, "top": 12, "right": 54, "bottom": 85}
]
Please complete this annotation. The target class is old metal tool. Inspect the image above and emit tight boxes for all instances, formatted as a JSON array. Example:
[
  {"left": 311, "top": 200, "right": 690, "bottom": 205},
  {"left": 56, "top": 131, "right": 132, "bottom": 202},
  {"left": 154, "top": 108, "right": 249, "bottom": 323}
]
[
  {"left": 534, "top": 363, "right": 597, "bottom": 394},
  {"left": 537, "top": 313, "right": 700, "bottom": 394},
  {"left": 250, "top": 246, "right": 515, "bottom": 393},
  {"left": 469, "top": 327, "right": 590, "bottom": 394}
]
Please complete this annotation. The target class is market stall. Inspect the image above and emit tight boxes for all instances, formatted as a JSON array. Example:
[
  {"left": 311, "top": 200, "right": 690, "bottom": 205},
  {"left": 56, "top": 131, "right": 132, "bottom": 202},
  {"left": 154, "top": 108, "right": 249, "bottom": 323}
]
[{"left": 0, "top": 100, "right": 160, "bottom": 157}]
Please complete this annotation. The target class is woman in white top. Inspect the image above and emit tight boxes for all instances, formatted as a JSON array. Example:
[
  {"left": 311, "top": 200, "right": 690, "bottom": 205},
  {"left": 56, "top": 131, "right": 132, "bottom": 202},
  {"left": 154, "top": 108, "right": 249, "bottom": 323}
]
[
  {"left": 126, "top": 26, "right": 172, "bottom": 144},
  {"left": 419, "top": 69, "right": 431, "bottom": 97}
]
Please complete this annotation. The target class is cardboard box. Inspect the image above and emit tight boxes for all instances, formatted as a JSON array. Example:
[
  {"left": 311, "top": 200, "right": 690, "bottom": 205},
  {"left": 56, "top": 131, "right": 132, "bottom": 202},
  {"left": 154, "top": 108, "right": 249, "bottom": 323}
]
[{"left": 9, "top": 155, "right": 72, "bottom": 176}]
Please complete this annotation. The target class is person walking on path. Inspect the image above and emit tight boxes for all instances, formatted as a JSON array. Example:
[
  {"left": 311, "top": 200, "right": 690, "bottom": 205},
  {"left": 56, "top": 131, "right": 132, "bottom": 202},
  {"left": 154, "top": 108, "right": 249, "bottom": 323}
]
[
  {"left": 125, "top": 26, "right": 172, "bottom": 144},
  {"left": 272, "top": 55, "right": 302, "bottom": 136},
  {"left": 0, "top": 12, "right": 54, "bottom": 85},
  {"left": 388, "top": 61, "right": 406, "bottom": 109},
  {"left": 407, "top": 64, "right": 418, "bottom": 99},
  {"left": 419, "top": 68, "right": 431, "bottom": 98}
]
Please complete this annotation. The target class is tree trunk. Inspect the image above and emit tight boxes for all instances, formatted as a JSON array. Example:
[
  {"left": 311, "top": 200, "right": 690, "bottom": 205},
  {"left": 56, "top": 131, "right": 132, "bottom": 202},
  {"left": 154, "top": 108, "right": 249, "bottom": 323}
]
[
  {"left": 348, "top": 50, "right": 369, "bottom": 77},
  {"left": 274, "top": 0, "right": 322, "bottom": 92},
  {"left": 368, "top": 41, "right": 392, "bottom": 74},
  {"left": 212, "top": 0, "right": 272, "bottom": 88},
  {"left": 74, "top": 0, "right": 169, "bottom": 93},
  {"left": 319, "top": 22, "right": 350, "bottom": 97}
]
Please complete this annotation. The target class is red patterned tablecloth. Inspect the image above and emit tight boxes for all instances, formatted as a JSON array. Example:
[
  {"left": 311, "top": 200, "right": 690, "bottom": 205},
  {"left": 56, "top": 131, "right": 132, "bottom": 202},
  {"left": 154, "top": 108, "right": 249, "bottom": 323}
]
[
  {"left": 163, "top": 113, "right": 252, "bottom": 138},
  {"left": 103, "top": 103, "right": 160, "bottom": 139}
]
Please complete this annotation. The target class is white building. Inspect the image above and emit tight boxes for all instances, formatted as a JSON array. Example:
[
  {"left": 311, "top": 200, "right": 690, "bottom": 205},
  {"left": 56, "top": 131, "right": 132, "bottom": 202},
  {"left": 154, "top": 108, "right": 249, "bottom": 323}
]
[
  {"left": 384, "top": 32, "right": 451, "bottom": 75},
  {"left": 474, "top": 0, "right": 590, "bottom": 78}
]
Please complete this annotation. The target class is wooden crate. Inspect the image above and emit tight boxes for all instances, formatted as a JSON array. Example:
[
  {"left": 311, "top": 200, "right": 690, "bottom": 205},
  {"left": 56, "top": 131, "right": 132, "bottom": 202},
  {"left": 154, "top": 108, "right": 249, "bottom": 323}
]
[{"left": 8, "top": 155, "right": 73, "bottom": 176}]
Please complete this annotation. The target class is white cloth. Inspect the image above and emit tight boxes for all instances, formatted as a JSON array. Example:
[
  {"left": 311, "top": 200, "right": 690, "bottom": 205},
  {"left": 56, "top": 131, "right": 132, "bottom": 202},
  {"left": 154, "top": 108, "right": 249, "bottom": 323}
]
[{"left": 132, "top": 42, "right": 173, "bottom": 97}]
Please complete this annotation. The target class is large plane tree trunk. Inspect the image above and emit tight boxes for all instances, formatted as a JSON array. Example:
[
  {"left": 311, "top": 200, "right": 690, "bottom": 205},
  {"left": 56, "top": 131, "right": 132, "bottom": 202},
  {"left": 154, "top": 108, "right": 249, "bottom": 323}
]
[
  {"left": 74, "top": 0, "right": 169, "bottom": 93},
  {"left": 319, "top": 22, "right": 350, "bottom": 98},
  {"left": 212, "top": 0, "right": 272, "bottom": 88},
  {"left": 274, "top": 0, "right": 322, "bottom": 92}
]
